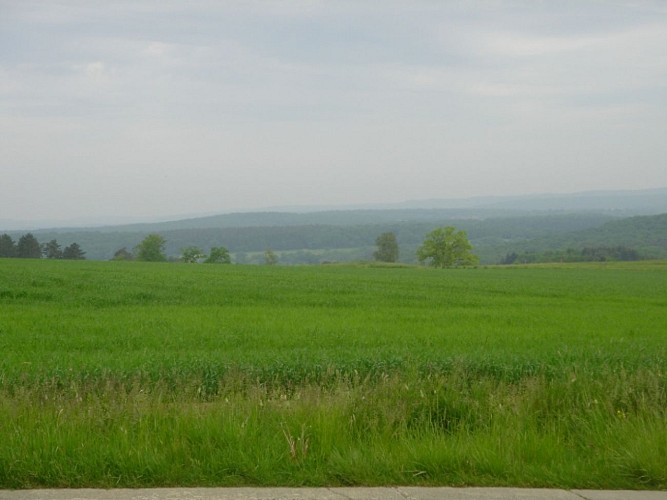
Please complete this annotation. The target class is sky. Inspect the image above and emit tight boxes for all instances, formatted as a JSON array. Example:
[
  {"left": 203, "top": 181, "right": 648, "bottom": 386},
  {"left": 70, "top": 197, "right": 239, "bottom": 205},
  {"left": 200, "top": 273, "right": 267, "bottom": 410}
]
[{"left": 1, "top": 1, "right": 666, "bottom": 225}]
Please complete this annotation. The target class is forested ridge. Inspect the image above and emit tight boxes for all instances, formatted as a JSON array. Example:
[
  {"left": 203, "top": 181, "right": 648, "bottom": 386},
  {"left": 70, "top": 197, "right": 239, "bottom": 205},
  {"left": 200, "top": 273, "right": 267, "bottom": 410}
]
[
  {"left": 4, "top": 211, "right": 666, "bottom": 264},
  {"left": 500, "top": 213, "right": 667, "bottom": 263}
]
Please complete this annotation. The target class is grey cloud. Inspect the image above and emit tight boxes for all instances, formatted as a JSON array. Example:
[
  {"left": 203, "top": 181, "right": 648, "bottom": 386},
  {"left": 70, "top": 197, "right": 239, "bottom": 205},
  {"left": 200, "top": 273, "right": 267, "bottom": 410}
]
[{"left": 1, "top": 1, "right": 666, "bottom": 221}]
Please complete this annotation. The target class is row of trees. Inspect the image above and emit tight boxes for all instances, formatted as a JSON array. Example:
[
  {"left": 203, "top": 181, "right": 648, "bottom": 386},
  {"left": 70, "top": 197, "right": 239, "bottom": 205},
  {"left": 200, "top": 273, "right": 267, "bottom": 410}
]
[
  {"left": 106, "top": 228, "right": 477, "bottom": 268},
  {"left": 1, "top": 228, "right": 477, "bottom": 267},
  {"left": 376, "top": 226, "right": 644, "bottom": 267},
  {"left": 112, "top": 234, "right": 234, "bottom": 264},
  {"left": 0, "top": 233, "right": 86, "bottom": 259},
  {"left": 374, "top": 227, "right": 479, "bottom": 268},
  {"left": 499, "top": 246, "right": 641, "bottom": 264}
]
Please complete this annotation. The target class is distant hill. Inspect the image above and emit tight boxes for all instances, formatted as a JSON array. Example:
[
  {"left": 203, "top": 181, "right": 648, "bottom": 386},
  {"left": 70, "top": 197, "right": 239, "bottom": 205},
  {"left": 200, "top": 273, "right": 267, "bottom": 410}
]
[
  {"left": 2, "top": 188, "right": 665, "bottom": 264},
  {"left": 2, "top": 187, "right": 665, "bottom": 232},
  {"left": 500, "top": 213, "right": 667, "bottom": 262},
  {"left": 395, "top": 188, "right": 667, "bottom": 213},
  {"left": 59, "top": 208, "right": 519, "bottom": 233},
  {"left": 9, "top": 212, "right": 617, "bottom": 263}
]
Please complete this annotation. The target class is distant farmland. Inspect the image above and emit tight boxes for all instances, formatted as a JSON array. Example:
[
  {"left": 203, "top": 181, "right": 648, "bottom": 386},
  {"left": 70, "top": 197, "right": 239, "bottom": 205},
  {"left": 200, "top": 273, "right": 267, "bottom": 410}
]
[{"left": 1, "top": 259, "right": 665, "bottom": 488}]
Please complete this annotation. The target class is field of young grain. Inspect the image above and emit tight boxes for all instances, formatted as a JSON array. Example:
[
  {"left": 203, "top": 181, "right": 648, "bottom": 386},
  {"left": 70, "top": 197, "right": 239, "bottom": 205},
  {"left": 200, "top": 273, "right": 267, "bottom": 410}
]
[{"left": 0, "top": 259, "right": 665, "bottom": 489}]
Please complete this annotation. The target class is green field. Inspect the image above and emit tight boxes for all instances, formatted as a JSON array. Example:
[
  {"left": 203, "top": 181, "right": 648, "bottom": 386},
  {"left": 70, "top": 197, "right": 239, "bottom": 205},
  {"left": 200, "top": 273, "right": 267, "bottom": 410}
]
[{"left": 1, "top": 259, "right": 666, "bottom": 489}]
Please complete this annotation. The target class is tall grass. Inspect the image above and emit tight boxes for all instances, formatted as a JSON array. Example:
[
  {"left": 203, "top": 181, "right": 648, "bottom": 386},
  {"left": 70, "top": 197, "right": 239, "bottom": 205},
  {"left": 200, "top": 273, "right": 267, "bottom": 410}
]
[{"left": 0, "top": 259, "right": 665, "bottom": 488}]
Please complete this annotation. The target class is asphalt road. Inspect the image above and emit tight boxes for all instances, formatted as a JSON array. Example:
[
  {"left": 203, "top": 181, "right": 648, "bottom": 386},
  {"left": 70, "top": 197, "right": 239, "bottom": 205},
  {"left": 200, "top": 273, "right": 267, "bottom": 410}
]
[{"left": 0, "top": 488, "right": 665, "bottom": 500}]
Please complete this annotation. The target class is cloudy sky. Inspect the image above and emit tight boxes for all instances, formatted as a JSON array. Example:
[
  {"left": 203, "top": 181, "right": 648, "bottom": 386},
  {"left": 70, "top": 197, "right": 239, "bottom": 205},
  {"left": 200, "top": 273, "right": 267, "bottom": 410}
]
[{"left": 1, "top": 1, "right": 666, "bottom": 224}]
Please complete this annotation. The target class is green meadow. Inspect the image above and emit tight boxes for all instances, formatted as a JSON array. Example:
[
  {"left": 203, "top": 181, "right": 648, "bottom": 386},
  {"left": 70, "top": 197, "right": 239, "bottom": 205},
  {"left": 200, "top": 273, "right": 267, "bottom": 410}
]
[{"left": 0, "top": 259, "right": 665, "bottom": 489}]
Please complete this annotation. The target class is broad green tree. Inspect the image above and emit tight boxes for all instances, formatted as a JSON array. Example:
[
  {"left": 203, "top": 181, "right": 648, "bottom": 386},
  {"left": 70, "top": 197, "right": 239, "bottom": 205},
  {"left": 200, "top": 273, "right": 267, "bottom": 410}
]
[
  {"left": 42, "top": 239, "right": 63, "bottom": 259},
  {"left": 204, "top": 246, "right": 231, "bottom": 264},
  {"left": 16, "top": 233, "right": 42, "bottom": 259},
  {"left": 417, "top": 226, "right": 478, "bottom": 268},
  {"left": 373, "top": 232, "right": 399, "bottom": 263},
  {"left": 181, "top": 246, "right": 205, "bottom": 263},
  {"left": 0, "top": 234, "right": 16, "bottom": 258},
  {"left": 135, "top": 234, "right": 167, "bottom": 262},
  {"left": 63, "top": 243, "right": 86, "bottom": 260}
]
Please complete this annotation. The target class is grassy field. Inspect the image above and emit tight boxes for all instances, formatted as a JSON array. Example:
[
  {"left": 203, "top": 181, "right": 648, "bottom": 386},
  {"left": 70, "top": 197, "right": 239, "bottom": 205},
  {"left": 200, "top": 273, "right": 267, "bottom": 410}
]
[{"left": 0, "top": 259, "right": 665, "bottom": 489}]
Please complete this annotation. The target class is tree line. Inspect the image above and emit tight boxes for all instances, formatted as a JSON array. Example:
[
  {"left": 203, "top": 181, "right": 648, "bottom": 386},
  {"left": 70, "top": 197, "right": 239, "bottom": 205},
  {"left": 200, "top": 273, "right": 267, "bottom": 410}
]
[
  {"left": 108, "top": 227, "right": 479, "bottom": 268},
  {"left": 3, "top": 226, "right": 645, "bottom": 267},
  {"left": 0, "top": 233, "right": 86, "bottom": 260},
  {"left": 24, "top": 211, "right": 654, "bottom": 263},
  {"left": 499, "top": 246, "right": 641, "bottom": 265},
  {"left": 111, "top": 234, "right": 234, "bottom": 264}
]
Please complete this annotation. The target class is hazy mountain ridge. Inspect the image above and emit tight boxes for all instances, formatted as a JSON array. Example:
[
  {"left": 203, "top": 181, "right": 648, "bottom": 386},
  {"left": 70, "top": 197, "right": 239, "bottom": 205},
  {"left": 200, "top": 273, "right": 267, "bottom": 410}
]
[
  {"left": 404, "top": 188, "right": 667, "bottom": 212},
  {"left": 264, "top": 188, "right": 667, "bottom": 213},
  {"left": 2, "top": 187, "right": 665, "bottom": 232}
]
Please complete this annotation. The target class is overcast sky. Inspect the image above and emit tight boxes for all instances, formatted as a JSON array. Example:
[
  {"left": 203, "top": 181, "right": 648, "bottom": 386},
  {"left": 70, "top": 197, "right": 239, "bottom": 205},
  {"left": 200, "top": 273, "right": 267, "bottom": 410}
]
[{"left": 1, "top": 1, "right": 666, "bottom": 224}]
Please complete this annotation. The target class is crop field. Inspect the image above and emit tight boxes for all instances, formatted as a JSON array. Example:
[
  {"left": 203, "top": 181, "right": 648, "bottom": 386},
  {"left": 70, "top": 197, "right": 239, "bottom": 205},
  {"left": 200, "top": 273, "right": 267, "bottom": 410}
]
[{"left": 0, "top": 259, "right": 666, "bottom": 489}]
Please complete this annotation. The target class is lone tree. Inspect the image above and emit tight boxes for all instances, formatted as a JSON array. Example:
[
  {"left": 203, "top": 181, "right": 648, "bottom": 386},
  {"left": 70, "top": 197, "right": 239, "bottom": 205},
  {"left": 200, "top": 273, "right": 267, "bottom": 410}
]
[
  {"left": 16, "top": 233, "right": 42, "bottom": 259},
  {"left": 373, "top": 232, "right": 399, "bottom": 263},
  {"left": 417, "top": 226, "right": 478, "bottom": 268},
  {"left": 204, "top": 246, "right": 231, "bottom": 264},
  {"left": 0, "top": 234, "right": 16, "bottom": 258},
  {"left": 264, "top": 249, "right": 278, "bottom": 265},
  {"left": 135, "top": 234, "right": 167, "bottom": 262},
  {"left": 63, "top": 243, "right": 86, "bottom": 260}
]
